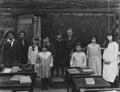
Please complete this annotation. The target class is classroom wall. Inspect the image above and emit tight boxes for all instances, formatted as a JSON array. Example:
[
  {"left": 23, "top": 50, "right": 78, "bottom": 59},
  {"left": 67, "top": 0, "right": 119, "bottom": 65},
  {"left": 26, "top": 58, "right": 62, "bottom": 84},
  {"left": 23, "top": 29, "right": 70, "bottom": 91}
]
[{"left": 47, "top": 12, "right": 114, "bottom": 47}]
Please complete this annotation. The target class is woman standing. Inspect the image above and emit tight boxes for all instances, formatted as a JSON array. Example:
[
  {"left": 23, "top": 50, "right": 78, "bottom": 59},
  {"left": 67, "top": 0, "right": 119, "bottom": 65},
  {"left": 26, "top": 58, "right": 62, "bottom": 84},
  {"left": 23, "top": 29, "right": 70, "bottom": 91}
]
[
  {"left": 87, "top": 36, "right": 102, "bottom": 75},
  {"left": 38, "top": 45, "right": 53, "bottom": 90},
  {"left": 103, "top": 33, "right": 119, "bottom": 86}
]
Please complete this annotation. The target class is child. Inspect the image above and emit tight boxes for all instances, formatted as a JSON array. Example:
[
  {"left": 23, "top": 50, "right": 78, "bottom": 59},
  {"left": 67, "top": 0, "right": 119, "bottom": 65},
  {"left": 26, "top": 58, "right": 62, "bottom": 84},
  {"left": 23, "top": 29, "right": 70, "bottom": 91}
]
[
  {"left": 70, "top": 43, "right": 86, "bottom": 67},
  {"left": 1, "top": 31, "right": 21, "bottom": 66},
  {"left": 28, "top": 37, "right": 39, "bottom": 73},
  {"left": 54, "top": 33, "right": 66, "bottom": 76},
  {"left": 38, "top": 45, "right": 53, "bottom": 90},
  {"left": 43, "top": 37, "right": 55, "bottom": 76},
  {"left": 87, "top": 35, "right": 102, "bottom": 75}
]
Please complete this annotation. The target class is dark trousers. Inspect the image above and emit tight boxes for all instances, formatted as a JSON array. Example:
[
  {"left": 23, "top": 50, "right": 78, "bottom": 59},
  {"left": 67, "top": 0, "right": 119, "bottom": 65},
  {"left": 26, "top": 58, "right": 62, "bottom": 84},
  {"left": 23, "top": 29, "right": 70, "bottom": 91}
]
[{"left": 41, "top": 78, "right": 49, "bottom": 90}]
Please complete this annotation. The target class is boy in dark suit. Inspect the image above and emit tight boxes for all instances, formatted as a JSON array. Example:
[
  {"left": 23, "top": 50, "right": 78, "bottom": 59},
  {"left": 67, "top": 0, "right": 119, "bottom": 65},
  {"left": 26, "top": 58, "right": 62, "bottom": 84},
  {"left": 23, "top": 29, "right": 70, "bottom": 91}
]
[
  {"left": 1, "top": 31, "right": 21, "bottom": 66},
  {"left": 18, "top": 31, "right": 29, "bottom": 65}
]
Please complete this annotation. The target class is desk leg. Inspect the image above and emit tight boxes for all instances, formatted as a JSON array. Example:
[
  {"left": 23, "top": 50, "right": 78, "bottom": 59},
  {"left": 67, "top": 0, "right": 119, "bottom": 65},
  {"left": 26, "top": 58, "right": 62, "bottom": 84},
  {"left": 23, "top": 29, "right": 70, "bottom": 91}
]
[
  {"left": 30, "top": 88, "right": 33, "bottom": 92},
  {"left": 67, "top": 85, "right": 69, "bottom": 92}
]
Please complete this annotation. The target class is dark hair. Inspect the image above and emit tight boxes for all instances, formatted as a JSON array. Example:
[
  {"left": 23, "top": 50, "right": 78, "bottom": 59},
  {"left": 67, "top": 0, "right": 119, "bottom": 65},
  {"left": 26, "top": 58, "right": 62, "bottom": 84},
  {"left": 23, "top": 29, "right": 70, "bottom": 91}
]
[
  {"left": 41, "top": 44, "right": 48, "bottom": 50},
  {"left": 6, "top": 30, "right": 15, "bottom": 37},
  {"left": 31, "top": 45, "right": 35, "bottom": 51},
  {"left": 91, "top": 34, "right": 97, "bottom": 40},
  {"left": 106, "top": 32, "right": 115, "bottom": 41},
  {"left": 18, "top": 31, "right": 26, "bottom": 36},
  {"left": 31, "top": 37, "right": 39, "bottom": 51},
  {"left": 33, "top": 37, "right": 39, "bottom": 41},
  {"left": 76, "top": 42, "right": 81, "bottom": 47},
  {"left": 57, "top": 32, "right": 62, "bottom": 36}
]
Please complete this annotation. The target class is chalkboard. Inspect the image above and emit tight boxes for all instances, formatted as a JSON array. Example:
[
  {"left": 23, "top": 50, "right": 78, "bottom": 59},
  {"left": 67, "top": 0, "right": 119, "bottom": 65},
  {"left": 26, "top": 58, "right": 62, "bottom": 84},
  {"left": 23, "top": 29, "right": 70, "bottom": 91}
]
[{"left": 48, "top": 12, "right": 114, "bottom": 47}]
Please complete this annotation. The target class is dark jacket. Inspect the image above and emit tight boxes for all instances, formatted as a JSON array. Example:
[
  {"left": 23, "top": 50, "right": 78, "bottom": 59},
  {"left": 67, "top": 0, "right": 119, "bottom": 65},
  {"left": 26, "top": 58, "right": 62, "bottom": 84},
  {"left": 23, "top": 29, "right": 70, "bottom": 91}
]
[
  {"left": 54, "top": 39, "right": 66, "bottom": 66},
  {"left": 43, "top": 42, "right": 55, "bottom": 58},
  {"left": 65, "top": 36, "right": 77, "bottom": 53},
  {"left": 18, "top": 39, "right": 29, "bottom": 64},
  {"left": 1, "top": 40, "right": 21, "bottom": 66}
]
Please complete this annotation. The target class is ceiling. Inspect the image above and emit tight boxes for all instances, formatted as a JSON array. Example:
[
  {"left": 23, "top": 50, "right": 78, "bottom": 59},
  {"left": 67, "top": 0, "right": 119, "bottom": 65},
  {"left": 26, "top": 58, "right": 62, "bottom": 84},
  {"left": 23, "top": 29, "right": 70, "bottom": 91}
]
[{"left": 0, "top": 0, "right": 119, "bottom": 13}]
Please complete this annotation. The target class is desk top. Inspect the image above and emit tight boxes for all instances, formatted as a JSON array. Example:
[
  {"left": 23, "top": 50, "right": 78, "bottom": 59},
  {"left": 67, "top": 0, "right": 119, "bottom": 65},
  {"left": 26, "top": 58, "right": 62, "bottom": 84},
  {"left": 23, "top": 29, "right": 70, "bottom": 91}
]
[
  {"left": 80, "top": 88, "right": 120, "bottom": 92},
  {"left": 66, "top": 67, "right": 94, "bottom": 76},
  {"left": 0, "top": 76, "right": 31, "bottom": 88},
  {"left": 73, "top": 76, "right": 110, "bottom": 89},
  {"left": 0, "top": 65, "right": 36, "bottom": 76}
]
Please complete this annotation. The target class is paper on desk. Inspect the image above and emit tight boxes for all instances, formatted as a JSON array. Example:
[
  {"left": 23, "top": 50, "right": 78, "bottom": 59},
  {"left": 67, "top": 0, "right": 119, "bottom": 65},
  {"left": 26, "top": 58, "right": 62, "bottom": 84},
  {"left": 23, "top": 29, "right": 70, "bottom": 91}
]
[
  {"left": 85, "top": 78, "right": 95, "bottom": 85},
  {"left": 19, "top": 75, "right": 32, "bottom": 83},
  {"left": 82, "top": 69, "right": 92, "bottom": 72},
  {"left": 10, "top": 75, "right": 20, "bottom": 81},
  {"left": 67, "top": 69, "right": 80, "bottom": 74},
  {"left": 10, "top": 66, "right": 19, "bottom": 73},
  {"left": 10, "top": 75, "right": 32, "bottom": 83},
  {"left": 3, "top": 68, "right": 11, "bottom": 73}
]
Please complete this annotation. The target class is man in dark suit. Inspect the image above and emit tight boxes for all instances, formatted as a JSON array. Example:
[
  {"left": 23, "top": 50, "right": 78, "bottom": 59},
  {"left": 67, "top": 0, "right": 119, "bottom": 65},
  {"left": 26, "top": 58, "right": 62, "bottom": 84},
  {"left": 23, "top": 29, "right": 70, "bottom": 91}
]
[
  {"left": 65, "top": 28, "right": 77, "bottom": 67},
  {"left": 1, "top": 31, "right": 21, "bottom": 66},
  {"left": 18, "top": 31, "right": 29, "bottom": 65}
]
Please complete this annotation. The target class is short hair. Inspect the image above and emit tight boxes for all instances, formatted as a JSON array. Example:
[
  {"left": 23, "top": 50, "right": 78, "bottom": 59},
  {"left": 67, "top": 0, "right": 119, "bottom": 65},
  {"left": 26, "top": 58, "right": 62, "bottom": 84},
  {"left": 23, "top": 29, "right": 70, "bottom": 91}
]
[
  {"left": 106, "top": 32, "right": 113, "bottom": 36},
  {"left": 18, "top": 31, "right": 26, "bottom": 36},
  {"left": 67, "top": 28, "right": 73, "bottom": 32},
  {"left": 32, "top": 37, "right": 39, "bottom": 41},
  {"left": 57, "top": 33, "right": 62, "bottom": 36},
  {"left": 6, "top": 30, "right": 15, "bottom": 36},
  {"left": 76, "top": 42, "right": 81, "bottom": 47},
  {"left": 91, "top": 34, "right": 97, "bottom": 40}
]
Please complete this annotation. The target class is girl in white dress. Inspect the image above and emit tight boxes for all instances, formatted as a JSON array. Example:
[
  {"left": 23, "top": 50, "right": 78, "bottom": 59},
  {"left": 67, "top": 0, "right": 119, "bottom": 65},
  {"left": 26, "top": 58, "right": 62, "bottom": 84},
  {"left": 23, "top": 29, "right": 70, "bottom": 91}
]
[
  {"left": 38, "top": 45, "right": 53, "bottom": 90},
  {"left": 70, "top": 43, "right": 86, "bottom": 67},
  {"left": 28, "top": 37, "right": 39, "bottom": 73},
  {"left": 103, "top": 33, "right": 119, "bottom": 87},
  {"left": 87, "top": 36, "right": 102, "bottom": 75}
]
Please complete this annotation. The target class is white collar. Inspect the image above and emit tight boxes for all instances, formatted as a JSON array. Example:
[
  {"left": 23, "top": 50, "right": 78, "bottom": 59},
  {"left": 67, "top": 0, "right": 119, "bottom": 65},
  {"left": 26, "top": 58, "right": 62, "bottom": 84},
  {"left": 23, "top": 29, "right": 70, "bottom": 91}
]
[
  {"left": 7, "top": 39, "right": 15, "bottom": 47},
  {"left": 7, "top": 39, "right": 15, "bottom": 42}
]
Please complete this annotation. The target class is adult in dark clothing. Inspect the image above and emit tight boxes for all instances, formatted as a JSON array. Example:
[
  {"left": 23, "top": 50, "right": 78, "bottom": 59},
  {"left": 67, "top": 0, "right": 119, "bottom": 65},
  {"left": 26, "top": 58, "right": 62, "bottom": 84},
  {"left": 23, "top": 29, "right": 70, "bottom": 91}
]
[
  {"left": 43, "top": 37, "right": 55, "bottom": 76},
  {"left": 18, "top": 31, "right": 29, "bottom": 65},
  {"left": 1, "top": 31, "right": 21, "bottom": 66},
  {"left": 55, "top": 33, "right": 66, "bottom": 76},
  {"left": 65, "top": 28, "right": 77, "bottom": 67}
]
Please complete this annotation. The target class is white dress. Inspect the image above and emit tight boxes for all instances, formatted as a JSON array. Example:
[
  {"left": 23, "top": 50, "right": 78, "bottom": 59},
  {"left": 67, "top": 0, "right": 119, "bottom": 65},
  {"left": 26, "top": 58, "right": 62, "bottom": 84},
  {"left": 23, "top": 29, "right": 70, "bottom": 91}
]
[
  {"left": 87, "top": 43, "right": 102, "bottom": 75},
  {"left": 28, "top": 46, "right": 39, "bottom": 72},
  {"left": 38, "top": 51, "right": 53, "bottom": 78},
  {"left": 103, "top": 41, "right": 119, "bottom": 83},
  {"left": 70, "top": 52, "right": 86, "bottom": 67}
]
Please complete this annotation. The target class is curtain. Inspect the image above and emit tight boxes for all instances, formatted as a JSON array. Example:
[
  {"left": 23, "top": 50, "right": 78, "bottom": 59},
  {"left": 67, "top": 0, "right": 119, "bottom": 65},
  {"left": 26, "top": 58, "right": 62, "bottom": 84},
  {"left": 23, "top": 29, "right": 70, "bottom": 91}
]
[{"left": 33, "top": 16, "right": 41, "bottom": 47}]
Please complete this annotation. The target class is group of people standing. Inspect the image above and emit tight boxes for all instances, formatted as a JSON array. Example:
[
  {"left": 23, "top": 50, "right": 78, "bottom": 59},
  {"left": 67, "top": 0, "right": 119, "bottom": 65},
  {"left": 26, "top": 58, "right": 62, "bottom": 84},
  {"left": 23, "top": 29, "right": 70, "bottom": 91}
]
[
  {"left": 0, "top": 28, "right": 120, "bottom": 89},
  {"left": 70, "top": 32, "right": 119, "bottom": 87}
]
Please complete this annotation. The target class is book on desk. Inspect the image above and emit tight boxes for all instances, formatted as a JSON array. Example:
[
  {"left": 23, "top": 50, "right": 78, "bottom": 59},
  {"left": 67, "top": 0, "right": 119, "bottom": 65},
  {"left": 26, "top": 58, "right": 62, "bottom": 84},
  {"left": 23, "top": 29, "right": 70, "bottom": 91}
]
[
  {"left": 10, "top": 75, "right": 32, "bottom": 83},
  {"left": 2, "top": 66, "right": 19, "bottom": 73}
]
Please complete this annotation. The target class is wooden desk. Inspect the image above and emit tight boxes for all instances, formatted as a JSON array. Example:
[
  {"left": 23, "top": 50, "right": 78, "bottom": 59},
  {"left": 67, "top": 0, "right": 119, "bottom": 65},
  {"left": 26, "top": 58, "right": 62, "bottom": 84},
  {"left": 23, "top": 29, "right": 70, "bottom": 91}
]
[
  {"left": 0, "top": 65, "right": 37, "bottom": 92},
  {"left": 79, "top": 88, "right": 120, "bottom": 92},
  {"left": 65, "top": 67, "right": 94, "bottom": 92},
  {"left": 72, "top": 76, "right": 111, "bottom": 92}
]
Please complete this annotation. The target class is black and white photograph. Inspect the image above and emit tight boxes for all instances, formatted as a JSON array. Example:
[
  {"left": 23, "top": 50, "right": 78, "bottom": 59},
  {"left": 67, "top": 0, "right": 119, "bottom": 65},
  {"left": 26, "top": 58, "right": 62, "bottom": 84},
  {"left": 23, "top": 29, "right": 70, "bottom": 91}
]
[{"left": 0, "top": 0, "right": 120, "bottom": 92}]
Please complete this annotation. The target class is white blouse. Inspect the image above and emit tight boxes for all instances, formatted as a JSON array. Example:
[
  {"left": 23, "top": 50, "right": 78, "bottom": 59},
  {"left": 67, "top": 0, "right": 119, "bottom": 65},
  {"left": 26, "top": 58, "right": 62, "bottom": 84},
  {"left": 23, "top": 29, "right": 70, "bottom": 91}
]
[{"left": 70, "top": 52, "right": 86, "bottom": 67}]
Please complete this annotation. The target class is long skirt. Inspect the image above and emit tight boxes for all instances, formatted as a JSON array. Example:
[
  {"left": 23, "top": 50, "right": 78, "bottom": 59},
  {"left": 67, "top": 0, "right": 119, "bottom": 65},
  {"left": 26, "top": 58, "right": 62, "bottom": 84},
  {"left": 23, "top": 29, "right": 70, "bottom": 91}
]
[
  {"left": 39, "top": 61, "right": 51, "bottom": 78},
  {"left": 89, "top": 57, "right": 101, "bottom": 75}
]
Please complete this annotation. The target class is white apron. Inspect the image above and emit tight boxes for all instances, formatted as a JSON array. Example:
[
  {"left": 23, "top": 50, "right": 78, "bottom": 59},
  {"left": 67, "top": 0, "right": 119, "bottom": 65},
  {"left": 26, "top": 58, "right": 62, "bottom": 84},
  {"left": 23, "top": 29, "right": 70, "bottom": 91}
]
[{"left": 103, "top": 42, "right": 119, "bottom": 83}]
